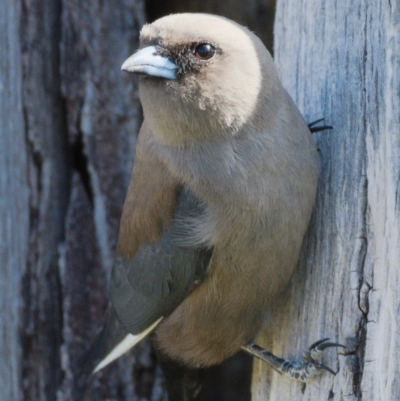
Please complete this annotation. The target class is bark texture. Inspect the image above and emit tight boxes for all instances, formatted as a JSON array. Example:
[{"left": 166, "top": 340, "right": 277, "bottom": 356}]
[
  {"left": 0, "top": 0, "right": 168, "bottom": 399},
  {"left": 252, "top": 1, "right": 400, "bottom": 400}
]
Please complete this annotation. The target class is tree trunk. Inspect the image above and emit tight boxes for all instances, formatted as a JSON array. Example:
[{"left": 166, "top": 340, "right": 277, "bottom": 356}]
[
  {"left": 252, "top": 1, "right": 400, "bottom": 400},
  {"left": 0, "top": 0, "right": 168, "bottom": 400}
]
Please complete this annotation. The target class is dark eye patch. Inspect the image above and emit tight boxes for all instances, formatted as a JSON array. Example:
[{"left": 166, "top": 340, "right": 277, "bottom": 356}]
[{"left": 157, "top": 42, "right": 217, "bottom": 76}]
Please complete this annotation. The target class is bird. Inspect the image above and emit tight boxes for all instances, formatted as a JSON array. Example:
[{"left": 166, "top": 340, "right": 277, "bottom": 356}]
[{"left": 81, "top": 13, "right": 343, "bottom": 401}]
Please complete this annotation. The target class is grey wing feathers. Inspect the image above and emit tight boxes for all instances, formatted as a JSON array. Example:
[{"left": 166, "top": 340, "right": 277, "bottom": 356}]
[{"left": 111, "top": 188, "right": 213, "bottom": 335}]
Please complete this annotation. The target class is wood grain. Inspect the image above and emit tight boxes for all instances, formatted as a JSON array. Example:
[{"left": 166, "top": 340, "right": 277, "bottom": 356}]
[
  {"left": 252, "top": 1, "right": 400, "bottom": 400},
  {"left": 0, "top": 1, "right": 28, "bottom": 400},
  {"left": 0, "top": 0, "right": 164, "bottom": 399}
]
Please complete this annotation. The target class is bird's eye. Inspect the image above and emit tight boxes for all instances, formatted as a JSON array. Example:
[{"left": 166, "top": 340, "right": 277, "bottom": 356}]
[{"left": 194, "top": 43, "right": 216, "bottom": 60}]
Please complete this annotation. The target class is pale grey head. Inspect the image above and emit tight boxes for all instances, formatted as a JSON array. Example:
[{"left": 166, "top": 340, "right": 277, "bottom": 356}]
[{"left": 122, "top": 13, "right": 282, "bottom": 147}]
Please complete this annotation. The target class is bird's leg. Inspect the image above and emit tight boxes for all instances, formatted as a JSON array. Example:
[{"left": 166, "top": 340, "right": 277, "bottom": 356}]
[{"left": 242, "top": 338, "right": 346, "bottom": 383}]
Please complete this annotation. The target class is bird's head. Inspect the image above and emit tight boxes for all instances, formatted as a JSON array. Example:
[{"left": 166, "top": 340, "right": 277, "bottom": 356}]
[{"left": 122, "top": 13, "right": 281, "bottom": 146}]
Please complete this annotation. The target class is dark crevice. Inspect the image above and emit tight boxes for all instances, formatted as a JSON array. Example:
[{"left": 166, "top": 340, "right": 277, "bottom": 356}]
[
  {"left": 352, "top": 315, "right": 367, "bottom": 400},
  {"left": 197, "top": 352, "right": 252, "bottom": 401},
  {"left": 21, "top": 85, "right": 42, "bottom": 401},
  {"left": 351, "top": 180, "right": 369, "bottom": 400},
  {"left": 70, "top": 132, "right": 94, "bottom": 206},
  {"left": 132, "top": 346, "right": 160, "bottom": 399},
  {"left": 53, "top": 0, "right": 70, "bottom": 395}
]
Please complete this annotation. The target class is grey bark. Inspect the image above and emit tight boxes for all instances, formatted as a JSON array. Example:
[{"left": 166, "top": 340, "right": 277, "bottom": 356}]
[
  {"left": 1, "top": 1, "right": 29, "bottom": 400},
  {"left": 252, "top": 1, "right": 400, "bottom": 400},
  {"left": 0, "top": 0, "right": 168, "bottom": 399}
]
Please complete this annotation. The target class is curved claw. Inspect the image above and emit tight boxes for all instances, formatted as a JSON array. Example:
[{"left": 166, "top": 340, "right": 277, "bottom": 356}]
[
  {"left": 309, "top": 125, "right": 333, "bottom": 133},
  {"left": 316, "top": 342, "right": 347, "bottom": 351},
  {"left": 315, "top": 363, "right": 337, "bottom": 376},
  {"left": 307, "top": 118, "right": 333, "bottom": 133},
  {"left": 309, "top": 338, "right": 346, "bottom": 351},
  {"left": 308, "top": 118, "right": 325, "bottom": 128},
  {"left": 308, "top": 338, "right": 347, "bottom": 363},
  {"left": 308, "top": 338, "right": 331, "bottom": 350}
]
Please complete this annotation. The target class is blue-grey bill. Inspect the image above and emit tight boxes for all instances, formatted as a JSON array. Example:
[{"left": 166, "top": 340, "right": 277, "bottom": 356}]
[{"left": 121, "top": 45, "right": 178, "bottom": 80}]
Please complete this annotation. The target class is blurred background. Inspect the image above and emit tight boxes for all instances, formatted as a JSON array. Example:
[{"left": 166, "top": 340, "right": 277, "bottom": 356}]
[{"left": 1, "top": 0, "right": 275, "bottom": 400}]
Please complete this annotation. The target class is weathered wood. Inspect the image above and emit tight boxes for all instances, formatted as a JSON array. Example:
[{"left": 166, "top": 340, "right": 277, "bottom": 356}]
[
  {"left": 252, "top": 1, "right": 400, "bottom": 400},
  {"left": 0, "top": 0, "right": 167, "bottom": 399},
  {"left": 0, "top": 2, "right": 29, "bottom": 400},
  {"left": 18, "top": 1, "right": 70, "bottom": 399}
]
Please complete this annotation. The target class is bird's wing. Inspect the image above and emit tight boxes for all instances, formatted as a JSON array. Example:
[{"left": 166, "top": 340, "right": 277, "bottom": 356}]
[
  {"left": 111, "top": 188, "right": 213, "bottom": 334},
  {"left": 86, "top": 124, "right": 213, "bottom": 375}
]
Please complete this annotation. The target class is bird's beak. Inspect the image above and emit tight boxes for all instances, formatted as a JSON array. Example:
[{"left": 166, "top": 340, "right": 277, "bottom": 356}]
[{"left": 121, "top": 46, "right": 178, "bottom": 80}]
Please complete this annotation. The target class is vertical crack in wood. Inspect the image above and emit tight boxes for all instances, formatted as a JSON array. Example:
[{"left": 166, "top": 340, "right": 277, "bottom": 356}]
[
  {"left": 70, "top": 128, "right": 93, "bottom": 206},
  {"left": 350, "top": 102, "right": 366, "bottom": 398},
  {"left": 351, "top": 10, "right": 370, "bottom": 395}
]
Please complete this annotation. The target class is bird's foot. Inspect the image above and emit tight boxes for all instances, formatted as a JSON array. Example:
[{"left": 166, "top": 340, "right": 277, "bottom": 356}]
[{"left": 242, "top": 338, "right": 346, "bottom": 383}]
